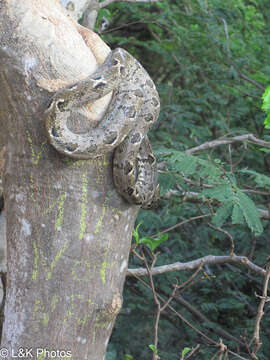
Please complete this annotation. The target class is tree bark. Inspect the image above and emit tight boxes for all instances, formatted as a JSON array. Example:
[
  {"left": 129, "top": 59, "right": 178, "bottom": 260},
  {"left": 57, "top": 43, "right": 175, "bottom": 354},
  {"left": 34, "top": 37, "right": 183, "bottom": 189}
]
[
  {"left": 0, "top": 1, "right": 139, "bottom": 359},
  {"left": 60, "top": 0, "right": 99, "bottom": 28}
]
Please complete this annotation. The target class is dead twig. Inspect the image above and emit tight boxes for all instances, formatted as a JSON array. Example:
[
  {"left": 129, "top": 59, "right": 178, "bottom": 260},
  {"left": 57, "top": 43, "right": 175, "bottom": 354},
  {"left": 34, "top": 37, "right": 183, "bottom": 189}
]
[
  {"left": 132, "top": 273, "right": 249, "bottom": 360},
  {"left": 178, "top": 263, "right": 203, "bottom": 291},
  {"left": 184, "top": 344, "right": 200, "bottom": 359},
  {"left": 207, "top": 223, "right": 235, "bottom": 256},
  {"left": 133, "top": 250, "right": 180, "bottom": 360},
  {"left": 250, "top": 260, "right": 270, "bottom": 358},
  {"left": 152, "top": 213, "right": 212, "bottom": 237},
  {"left": 186, "top": 134, "right": 270, "bottom": 155},
  {"left": 99, "top": 0, "right": 161, "bottom": 7}
]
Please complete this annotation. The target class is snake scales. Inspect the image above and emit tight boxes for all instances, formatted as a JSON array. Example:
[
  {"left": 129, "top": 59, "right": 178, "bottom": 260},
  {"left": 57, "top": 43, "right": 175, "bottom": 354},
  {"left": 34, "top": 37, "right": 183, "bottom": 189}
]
[{"left": 45, "top": 48, "right": 160, "bottom": 208}]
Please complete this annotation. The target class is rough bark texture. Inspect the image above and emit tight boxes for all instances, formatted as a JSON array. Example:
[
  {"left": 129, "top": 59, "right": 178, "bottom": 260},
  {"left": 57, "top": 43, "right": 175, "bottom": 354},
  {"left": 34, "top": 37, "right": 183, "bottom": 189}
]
[{"left": 0, "top": 1, "right": 139, "bottom": 359}]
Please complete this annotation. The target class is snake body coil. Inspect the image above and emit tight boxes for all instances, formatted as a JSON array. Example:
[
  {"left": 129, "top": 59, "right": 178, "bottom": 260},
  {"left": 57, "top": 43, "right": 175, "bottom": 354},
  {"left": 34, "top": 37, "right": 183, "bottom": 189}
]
[{"left": 45, "top": 48, "right": 160, "bottom": 208}]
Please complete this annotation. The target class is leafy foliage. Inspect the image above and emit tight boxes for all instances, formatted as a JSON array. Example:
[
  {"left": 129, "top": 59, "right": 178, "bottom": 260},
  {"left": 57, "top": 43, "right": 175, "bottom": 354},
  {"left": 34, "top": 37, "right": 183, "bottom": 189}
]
[
  {"left": 99, "top": 0, "right": 270, "bottom": 359},
  {"left": 149, "top": 344, "right": 158, "bottom": 356},
  {"left": 262, "top": 86, "right": 270, "bottom": 128},
  {"left": 181, "top": 347, "right": 191, "bottom": 359},
  {"left": 133, "top": 222, "right": 168, "bottom": 253},
  {"left": 157, "top": 148, "right": 264, "bottom": 234}
]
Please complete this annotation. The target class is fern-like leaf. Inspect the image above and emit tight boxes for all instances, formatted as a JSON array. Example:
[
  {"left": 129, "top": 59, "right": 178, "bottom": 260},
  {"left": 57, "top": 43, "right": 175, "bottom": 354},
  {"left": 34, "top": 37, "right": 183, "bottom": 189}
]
[
  {"left": 236, "top": 190, "right": 263, "bottom": 236},
  {"left": 231, "top": 204, "right": 245, "bottom": 225},
  {"left": 202, "top": 184, "right": 234, "bottom": 202},
  {"left": 212, "top": 202, "right": 234, "bottom": 227},
  {"left": 241, "top": 169, "right": 270, "bottom": 189}
]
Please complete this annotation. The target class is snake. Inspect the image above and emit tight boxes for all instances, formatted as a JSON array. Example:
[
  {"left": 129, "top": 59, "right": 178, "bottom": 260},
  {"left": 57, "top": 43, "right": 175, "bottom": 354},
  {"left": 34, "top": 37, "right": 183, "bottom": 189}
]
[{"left": 45, "top": 48, "right": 160, "bottom": 208}]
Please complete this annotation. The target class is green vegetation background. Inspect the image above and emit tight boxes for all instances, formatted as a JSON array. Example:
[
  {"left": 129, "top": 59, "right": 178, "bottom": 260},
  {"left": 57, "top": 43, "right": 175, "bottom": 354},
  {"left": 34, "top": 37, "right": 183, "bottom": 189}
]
[{"left": 98, "top": 0, "right": 270, "bottom": 358}]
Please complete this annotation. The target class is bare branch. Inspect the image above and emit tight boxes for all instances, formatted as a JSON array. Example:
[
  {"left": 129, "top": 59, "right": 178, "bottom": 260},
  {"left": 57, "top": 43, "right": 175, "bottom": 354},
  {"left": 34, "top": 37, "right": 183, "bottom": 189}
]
[
  {"left": 127, "top": 255, "right": 266, "bottom": 277},
  {"left": 250, "top": 261, "right": 270, "bottom": 358},
  {"left": 178, "top": 264, "right": 203, "bottom": 291},
  {"left": 186, "top": 134, "right": 270, "bottom": 155},
  {"left": 132, "top": 273, "right": 249, "bottom": 360},
  {"left": 133, "top": 274, "right": 220, "bottom": 348},
  {"left": 207, "top": 223, "right": 234, "bottom": 255},
  {"left": 134, "top": 251, "right": 179, "bottom": 360},
  {"left": 152, "top": 213, "right": 212, "bottom": 237},
  {"left": 185, "top": 344, "right": 200, "bottom": 359},
  {"left": 142, "top": 253, "right": 160, "bottom": 359},
  {"left": 238, "top": 72, "right": 265, "bottom": 92},
  {"left": 99, "top": 0, "right": 161, "bottom": 8}
]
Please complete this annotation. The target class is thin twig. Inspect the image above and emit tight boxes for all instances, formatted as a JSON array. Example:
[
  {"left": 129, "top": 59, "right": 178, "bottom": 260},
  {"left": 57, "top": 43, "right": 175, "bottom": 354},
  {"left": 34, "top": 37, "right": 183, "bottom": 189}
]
[
  {"left": 160, "top": 283, "right": 179, "bottom": 312},
  {"left": 142, "top": 253, "right": 160, "bottom": 359},
  {"left": 232, "top": 144, "right": 249, "bottom": 170},
  {"left": 131, "top": 272, "right": 249, "bottom": 360},
  {"left": 99, "top": 0, "right": 161, "bottom": 8},
  {"left": 185, "top": 344, "right": 200, "bottom": 359},
  {"left": 178, "top": 263, "right": 203, "bottom": 291},
  {"left": 136, "top": 251, "right": 180, "bottom": 360},
  {"left": 250, "top": 261, "right": 270, "bottom": 358},
  {"left": 152, "top": 213, "right": 212, "bottom": 237},
  {"left": 186, "top": 134, "right": 270, "bottom": 155},
  {"left": 208, "top": 223, "right": 235, "bottom": 256}
]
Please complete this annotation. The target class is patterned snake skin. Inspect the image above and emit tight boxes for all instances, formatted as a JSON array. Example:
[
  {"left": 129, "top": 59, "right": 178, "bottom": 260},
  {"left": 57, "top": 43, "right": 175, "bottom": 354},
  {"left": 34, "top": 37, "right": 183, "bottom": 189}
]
[{"left": 45, "top": 48, "right": 160, "bottom": 208}]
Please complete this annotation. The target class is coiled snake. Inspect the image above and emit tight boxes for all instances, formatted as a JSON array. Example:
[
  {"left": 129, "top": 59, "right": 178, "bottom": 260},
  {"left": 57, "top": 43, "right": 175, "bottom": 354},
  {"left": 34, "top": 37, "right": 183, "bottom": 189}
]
[{"left": 45, "top": 48, "right": 160, "bottom": 208}]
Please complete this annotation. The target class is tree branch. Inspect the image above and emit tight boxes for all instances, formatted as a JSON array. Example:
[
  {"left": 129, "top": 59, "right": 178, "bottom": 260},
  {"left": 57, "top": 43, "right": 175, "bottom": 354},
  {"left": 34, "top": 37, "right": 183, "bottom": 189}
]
[
  {"left": 99, "top": 0, "right": 161, "bottom": 8},
  {"left": 152, "top": 213, "right": 212, "bottom": 237},
  {"left": 133, "top": 274, "right": 249, "bottom": 360},
  {"left": 127, "top": 255, "right": 266, "bottom": 277},
  {"left": 250, "top": 261, "right": 270, "bottom": 358},
  {"left": 186, "top": 134, "right": 270, "bottom": 155}
]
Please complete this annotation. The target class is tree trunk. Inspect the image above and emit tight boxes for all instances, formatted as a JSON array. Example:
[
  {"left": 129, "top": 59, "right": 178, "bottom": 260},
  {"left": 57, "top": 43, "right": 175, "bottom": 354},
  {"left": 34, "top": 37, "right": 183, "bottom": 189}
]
[{"left": 0, "top": 1, "right": 139, "bottom": 359}]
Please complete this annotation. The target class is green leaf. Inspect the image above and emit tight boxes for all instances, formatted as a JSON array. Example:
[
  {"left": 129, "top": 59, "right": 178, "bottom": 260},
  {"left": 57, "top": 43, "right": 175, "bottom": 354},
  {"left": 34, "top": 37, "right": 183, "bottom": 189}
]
[
  {"left": 241, "top": 169, "right": 270, "bottom": 189},
  {"left": 149, "top": 344, "right": 158, "bottom": 355},
  {"left": 158, "top": 172, "right": 177, "bottom": 196},
  {"left": 264, "top": 112, "right": 270, "bottom": 129},
  {"left": 262, "top": 86, "right": 270, "bottom": 112},
  {"left": 133, "top": 223, "right": 168, "bottom": 252},
  {"left": 132, "top": 222, "right": 142, "bottom": 245},
  {"left": 202, "top": 184, "right": 234, "bottom": 202},
  {"left": 170, "top": 153, "right": 198, "bottom": 176},
  {"left": 260, "top": 147, "right": 270, "bottom": 153},
  {"left": 262, "top": 86, "right": 270, "bottom": 128},
  {"left": 139, "top": 233, "right": 168, "bottom": 253},
  {"left": 124, "top": 355, "right": 133, "bottom": 360},
  {"left": 181, "top": 347, "right": 192, "bottom": 359},
  {"left": 236, "top": 190, "right": 263, "bottom": 235},
  {"left": 231, "top": 204, "right": 245, "bottom": 225},
  {"left": 212, "top": 202, "right": 234, "bottom": 227}
]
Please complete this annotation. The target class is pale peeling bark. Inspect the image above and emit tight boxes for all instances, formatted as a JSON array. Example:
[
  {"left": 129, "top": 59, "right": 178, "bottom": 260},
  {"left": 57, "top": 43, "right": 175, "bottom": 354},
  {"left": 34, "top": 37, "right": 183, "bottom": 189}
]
[
  {"left": 60, "top": 0, "right": 99, "bottom": 29},
  {"left": 60, "top": 0, "right": 96, "bottom": 21},
  {"left": 0, "top": 1, "right": 139, "bottom": 359}
]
